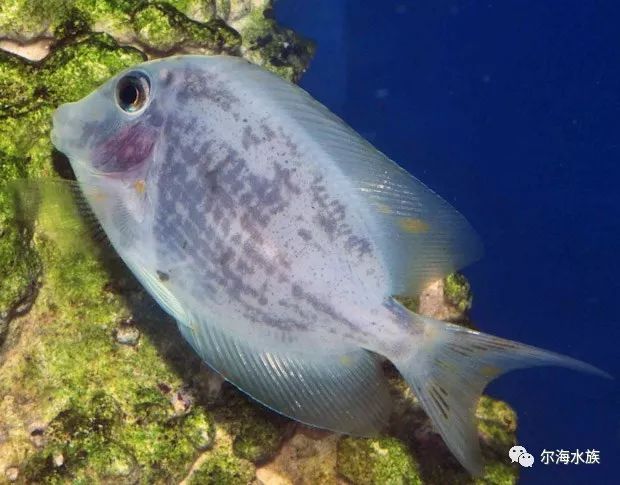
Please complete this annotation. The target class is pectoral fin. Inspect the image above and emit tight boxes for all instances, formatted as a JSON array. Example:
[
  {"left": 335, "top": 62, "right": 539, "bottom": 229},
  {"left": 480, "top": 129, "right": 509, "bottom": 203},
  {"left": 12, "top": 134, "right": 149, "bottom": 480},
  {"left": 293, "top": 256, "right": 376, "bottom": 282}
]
[{"left": 5, "top": 178, "right": 109, "bottom": 252}]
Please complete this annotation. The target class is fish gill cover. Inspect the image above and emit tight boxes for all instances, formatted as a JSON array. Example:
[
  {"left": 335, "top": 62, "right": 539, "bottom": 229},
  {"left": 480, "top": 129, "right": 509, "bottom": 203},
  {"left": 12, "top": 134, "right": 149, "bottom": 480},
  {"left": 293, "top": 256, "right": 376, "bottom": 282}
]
[{"left": 0, "top": 1, "right": 517, "bottom": 483}]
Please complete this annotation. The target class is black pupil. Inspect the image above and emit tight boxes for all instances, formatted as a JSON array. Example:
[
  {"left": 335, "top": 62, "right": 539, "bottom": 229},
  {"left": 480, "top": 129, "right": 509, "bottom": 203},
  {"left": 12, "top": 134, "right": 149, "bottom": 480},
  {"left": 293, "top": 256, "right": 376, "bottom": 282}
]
[{"left": 120, "top": 81, "right": 140, "bottom": 107}]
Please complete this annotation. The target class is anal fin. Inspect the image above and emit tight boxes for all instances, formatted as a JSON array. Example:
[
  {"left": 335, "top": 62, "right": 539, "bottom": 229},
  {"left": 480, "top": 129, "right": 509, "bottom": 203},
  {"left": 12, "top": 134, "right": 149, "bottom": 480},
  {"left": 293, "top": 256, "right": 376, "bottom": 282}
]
[
  {"left": 177, "top": 316, "right": 392, "bottom": 436},
  {"left": 126, "top": 255, "right": 393, "bottom": 435}
]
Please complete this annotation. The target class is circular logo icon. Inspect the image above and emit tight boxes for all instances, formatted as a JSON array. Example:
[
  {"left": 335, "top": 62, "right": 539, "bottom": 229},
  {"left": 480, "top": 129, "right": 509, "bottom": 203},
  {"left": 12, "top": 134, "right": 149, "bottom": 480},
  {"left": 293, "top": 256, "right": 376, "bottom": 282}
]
[
  {"left": 509, "top": 445, "right": 527, "bottom": 463},
  {"left": 518, "top": 452, "right": 535, "bottom": 468}
]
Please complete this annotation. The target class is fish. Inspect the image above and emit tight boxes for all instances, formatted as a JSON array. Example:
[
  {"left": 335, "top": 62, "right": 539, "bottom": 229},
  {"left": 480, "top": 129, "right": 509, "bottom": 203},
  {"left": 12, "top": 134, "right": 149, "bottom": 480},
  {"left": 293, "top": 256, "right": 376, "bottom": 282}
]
[{"left": 49, "top": 55, "right": 608, "bottom": 475}]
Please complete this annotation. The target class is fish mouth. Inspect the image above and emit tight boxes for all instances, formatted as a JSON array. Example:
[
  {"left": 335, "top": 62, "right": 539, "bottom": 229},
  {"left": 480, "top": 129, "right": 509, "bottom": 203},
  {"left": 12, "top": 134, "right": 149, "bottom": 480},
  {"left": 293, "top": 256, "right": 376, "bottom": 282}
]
[{"left": 50, "top": 103, "right": 76, "bottom": 154}]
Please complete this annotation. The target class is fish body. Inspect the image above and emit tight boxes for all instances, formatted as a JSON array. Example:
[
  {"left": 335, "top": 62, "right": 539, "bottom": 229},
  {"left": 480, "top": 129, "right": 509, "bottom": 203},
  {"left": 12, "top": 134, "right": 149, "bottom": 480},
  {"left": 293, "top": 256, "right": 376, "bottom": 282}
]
[{"left": 51, "top": 55, "right": 607, "bottom": 474}]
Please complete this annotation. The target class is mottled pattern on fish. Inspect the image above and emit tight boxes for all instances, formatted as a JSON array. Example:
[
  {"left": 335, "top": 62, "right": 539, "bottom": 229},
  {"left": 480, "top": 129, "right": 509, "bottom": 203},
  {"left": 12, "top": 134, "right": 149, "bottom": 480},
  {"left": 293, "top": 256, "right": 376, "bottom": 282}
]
[{"left": 141, "top": 64, "right": 391, "bottom": 347}]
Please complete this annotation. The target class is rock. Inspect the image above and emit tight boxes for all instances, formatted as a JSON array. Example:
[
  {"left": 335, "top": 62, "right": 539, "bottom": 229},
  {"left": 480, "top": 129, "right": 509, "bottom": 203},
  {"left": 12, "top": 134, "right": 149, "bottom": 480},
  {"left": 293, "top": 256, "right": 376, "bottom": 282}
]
[
  {"left": 186, "top": 448, "right": 256, "bottom": 485},
  {"left": 443, "top": 273, "right": 473, "bottom": 313},
  {"left": 171, "top": 387, "right": 194, "bottom": 416},
  {"left": 256, "top": 429, "right": 341, "bottom": 484},
  {"left": 0, "top": 2, "right": 516, "bottom": 483},
  {"left": 4, "top": 466, "right": 19, "bottom": 482},
  {"left": 337, "top": 436, "right": 422, "bottom": 485},
  {"left": 190, "top": 363, "right": 225, "bottom": 402},
  {"left": 114, "top": 322, "right": 140, "bottom": 345},
  {"left": 0, "top": 0, "right": 314, "bottom": 81},
  {"left": 214, "top": 387, "right": 290, "bottom": 464},
  {"left": 28, "top": 425, "right": 46, "bottom": 449},
  {"left": 416, "top": 273, "right": 474, "bottom": 325},
  {"left": 52, "top": 451, "right": 64, "bottom": 467}
]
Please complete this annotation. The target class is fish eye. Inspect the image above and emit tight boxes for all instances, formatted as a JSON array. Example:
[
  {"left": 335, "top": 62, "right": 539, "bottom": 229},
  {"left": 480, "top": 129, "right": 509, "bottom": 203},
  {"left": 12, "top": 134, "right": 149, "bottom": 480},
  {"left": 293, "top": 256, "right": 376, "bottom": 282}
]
[{"left": 116, "top": 73, "right": 150, "bottom": 113}]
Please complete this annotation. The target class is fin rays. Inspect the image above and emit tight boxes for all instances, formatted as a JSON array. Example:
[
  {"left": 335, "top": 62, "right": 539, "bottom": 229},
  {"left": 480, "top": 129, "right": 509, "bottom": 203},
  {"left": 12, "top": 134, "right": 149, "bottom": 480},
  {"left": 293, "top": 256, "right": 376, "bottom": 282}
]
[
  {"left": 392, "top": 307, "right": 609, "bottom": 475},
  {"left": 221, "top": 58, "right": 482, "bottom": 295},
  {"left": 176, "top": 315, "right": 392, "bottom": 436}
]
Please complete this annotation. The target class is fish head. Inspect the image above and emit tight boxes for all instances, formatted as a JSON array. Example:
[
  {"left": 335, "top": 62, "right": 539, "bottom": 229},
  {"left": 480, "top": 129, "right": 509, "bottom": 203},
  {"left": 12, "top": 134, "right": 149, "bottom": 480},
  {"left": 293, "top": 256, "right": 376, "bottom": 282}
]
[
  {"left": 50, "top": 55, "right": 252, "bottom": 252},
  {"left": 50, "top": 61, "right": 175, "bottom": 181},
  {"left": 50, "top": 59, "right": 188, "bottom": 249},
  {"left": 51, "top": 55, "right": 240, "bottom": 175}
]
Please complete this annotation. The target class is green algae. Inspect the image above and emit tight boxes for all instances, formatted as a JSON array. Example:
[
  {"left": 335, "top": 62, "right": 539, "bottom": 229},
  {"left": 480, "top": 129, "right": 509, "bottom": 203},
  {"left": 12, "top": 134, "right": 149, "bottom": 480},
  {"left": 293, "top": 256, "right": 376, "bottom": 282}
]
[
  {"left": 189, "top": 449, "right": 255, "bottom": 485},
  {"left": 395, "top": 294, "right": 419, "bottom": 313},
  {"left": 0, "top": 1, "right": 314, "bottom": 81},
  {"left": 0, "top": 33, "right": 145, "bottom": 317},
  {"left": 338, "top": 436, "right": 422, "bottom": 485},
  {"left": 0, "top": 222, "right": 39, "bottom": 345},
  {"left": 131, "top": 2, "right": 241, "bottom": 54},
  {"left": 3, "top": 234, "right": 218, "bottom": 482},
  {"left": 38, "top": 34, "right": 146, "bottom": 103},
  {"left": 0, "top": 0, "right": 66, "bottom": 40},
  {"left": 0, "top": 34, "right": 143, "bottom": 350},
  {"left": 444, "top": 272, "right": 473, "bottom": 313},
  {"left": 232, "top": 416, "right": 283, "bottom": 463},
  {"left": 240, "top": 7, "right": 315, "bottom": 82},
  {"left": 0, "top": 0, "right": 130, "bottom": 40},
  {"left": 0, "top": 52, "right": 36, "bottom": 119},
  {"left": 21, "top": 391, "right": 215, "bottom": 483},
  {"left": 0, "top": 54, "right": 39, "bottom": 333},
  {"left": 477, "top": 397, "right": 517, "bottom": 448},
  {"left": 0, "top": 15, "right": 230, "bottom": 482},
  {"left": 214, "top": 389, "right": 288, "bottom": 463},
  {"left": 0, "top": 157, "right": 40, "bottom": 343},
  {"left": 475, "top": 462, "right": 518, "bottom": 485}
]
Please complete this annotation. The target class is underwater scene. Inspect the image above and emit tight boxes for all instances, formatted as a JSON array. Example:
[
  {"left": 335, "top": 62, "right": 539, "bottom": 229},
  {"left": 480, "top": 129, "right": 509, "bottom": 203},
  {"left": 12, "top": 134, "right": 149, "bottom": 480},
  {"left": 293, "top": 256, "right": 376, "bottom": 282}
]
[{"left": 0, "top": 1, "right": 617, "bottom": 484}]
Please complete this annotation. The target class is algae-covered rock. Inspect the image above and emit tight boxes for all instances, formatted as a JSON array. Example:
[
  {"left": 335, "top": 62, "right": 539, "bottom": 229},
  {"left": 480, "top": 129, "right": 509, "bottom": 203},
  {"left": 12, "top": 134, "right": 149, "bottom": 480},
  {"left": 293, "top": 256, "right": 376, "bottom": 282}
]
[
  {"left": 130, "top": 3, "right": 240, "bottom": 55},
  {"left": 0, "top": 2, "right": 516, "bottom": 483},
  {"left": 213, "top": 387, "right": 289, "bottom": 464},
  {"left": 416, "top": 273, "right": 475, "bottom": 326},
  {"left": 188, "top": 449, "right": 255, "bottom": 485},
  {"left": 338, "top": 437, "right": 422, "bottom": 485},
  {"left": 256, "top": 429, "right": 340, "bottom": 484},
  {"left": 444, "top": 273, "right": 473, "bottom": 314},
  {"left": 0, "top": 0, "right": 313, "bottom": 81}
]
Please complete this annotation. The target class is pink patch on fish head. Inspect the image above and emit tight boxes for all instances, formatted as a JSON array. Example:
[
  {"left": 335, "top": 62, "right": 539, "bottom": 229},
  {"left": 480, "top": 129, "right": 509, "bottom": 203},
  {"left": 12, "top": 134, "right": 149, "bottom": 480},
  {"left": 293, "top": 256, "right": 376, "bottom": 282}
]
[{"left": 92, "top": 122, "right": 156, "bottom": 176}]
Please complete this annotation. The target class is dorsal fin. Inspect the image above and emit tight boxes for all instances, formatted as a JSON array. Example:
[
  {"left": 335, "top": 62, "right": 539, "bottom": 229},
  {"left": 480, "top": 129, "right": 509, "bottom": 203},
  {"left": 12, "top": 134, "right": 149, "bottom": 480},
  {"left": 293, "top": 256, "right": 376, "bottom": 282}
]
[{"left": 219, "top": 56, "right": 483, "bottom": 296}]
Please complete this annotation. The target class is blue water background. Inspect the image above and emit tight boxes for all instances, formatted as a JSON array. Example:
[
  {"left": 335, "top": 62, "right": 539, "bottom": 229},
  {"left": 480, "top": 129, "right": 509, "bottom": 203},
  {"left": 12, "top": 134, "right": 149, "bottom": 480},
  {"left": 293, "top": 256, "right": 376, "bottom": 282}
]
[{"left": 277, "top": 1, "right": 619, "bottom": 483}]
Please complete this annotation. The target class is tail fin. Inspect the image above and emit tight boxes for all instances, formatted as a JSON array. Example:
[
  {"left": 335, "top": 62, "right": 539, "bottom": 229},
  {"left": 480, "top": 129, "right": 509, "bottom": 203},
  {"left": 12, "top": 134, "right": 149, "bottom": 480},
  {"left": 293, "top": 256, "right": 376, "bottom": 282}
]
[{"left": 392, "top": 312, "right": 610, "bottom": 475}]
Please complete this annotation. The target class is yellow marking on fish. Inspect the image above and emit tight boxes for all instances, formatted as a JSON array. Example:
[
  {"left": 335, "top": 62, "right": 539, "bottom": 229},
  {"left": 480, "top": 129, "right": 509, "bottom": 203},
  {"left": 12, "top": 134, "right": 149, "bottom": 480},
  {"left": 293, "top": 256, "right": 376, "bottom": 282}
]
[
  {"left": 480, "top": 365, "right": 501, "bottom": 378},
  {"left": 376, "top": 203, "right": 393, "bottom": 214},
  {"left": 340, "top": 355, "right": 353, "bottom": 367},
  {"left": 92, "top": 190, "right": 107, "bottom": 202},
  {"left": 399, "top": 218, "right": 430, "bottom": 233},
  {"left": 134, "top": 180, "right": 146, "bottom": 194},
  {"left": 424, "top": 323, "right": 439, "bottom": 340}
]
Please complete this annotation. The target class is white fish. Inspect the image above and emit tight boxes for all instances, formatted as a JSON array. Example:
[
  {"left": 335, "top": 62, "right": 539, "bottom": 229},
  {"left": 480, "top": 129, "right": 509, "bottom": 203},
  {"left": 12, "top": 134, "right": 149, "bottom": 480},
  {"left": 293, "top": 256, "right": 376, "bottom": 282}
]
[{"left": 50, "top": 55, "right": 608, "bottom": 474}]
